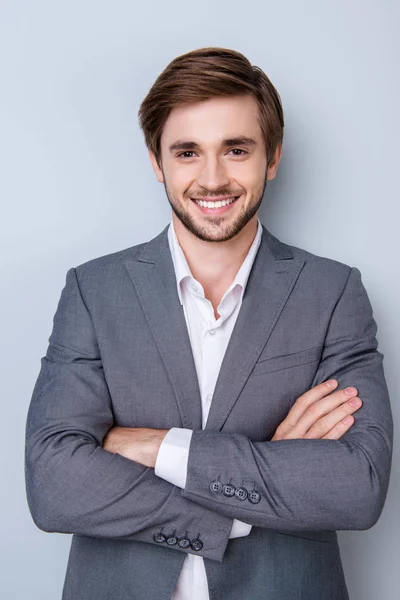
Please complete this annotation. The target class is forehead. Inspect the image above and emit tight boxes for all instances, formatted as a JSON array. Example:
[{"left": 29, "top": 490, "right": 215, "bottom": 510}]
[{"left": 160, "top": 94, "right": 262, "bottom": 146}]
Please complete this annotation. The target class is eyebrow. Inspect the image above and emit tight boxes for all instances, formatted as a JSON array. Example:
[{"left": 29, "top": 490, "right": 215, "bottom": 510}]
[{"left": 168, "top": 136, "right": 257, "bottom": 153}]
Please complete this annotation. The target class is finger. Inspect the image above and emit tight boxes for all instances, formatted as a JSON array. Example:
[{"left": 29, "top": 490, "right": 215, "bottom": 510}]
[
  {"left": 277, "top": 380, "right": 340, "bottom": 434},
  {"left": 288, "top": 386, "right": 358, "bottom": 437},
  {"left": 304, "top": 397, "right": 362, "bottom": 439},
  {"left": 280, "top": 384, "right": 358, "bottom": 438},
  {"left": 321, "top": 414, "right": 355, "bottom": 440}
]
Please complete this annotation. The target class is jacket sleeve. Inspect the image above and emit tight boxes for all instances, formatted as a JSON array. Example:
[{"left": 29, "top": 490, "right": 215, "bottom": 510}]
[
  {"left": 24, "top": 267, "right": 233, "bottom": 562},
  {"left": 181, "top": 267, "right": 394, "bottom": 532},
  {"left": 155, "top": 427, "right": 252, "bottom": 538}
]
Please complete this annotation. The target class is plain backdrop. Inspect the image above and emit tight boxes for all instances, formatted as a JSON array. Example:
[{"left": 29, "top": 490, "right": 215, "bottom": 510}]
[{"left": 1, "top": 1, "right": 399, "bottom": 598}]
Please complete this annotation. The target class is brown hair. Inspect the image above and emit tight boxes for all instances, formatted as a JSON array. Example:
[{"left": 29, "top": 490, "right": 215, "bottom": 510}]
[{"left": 138, "top": 47, "right": 284, "bottom": 169}]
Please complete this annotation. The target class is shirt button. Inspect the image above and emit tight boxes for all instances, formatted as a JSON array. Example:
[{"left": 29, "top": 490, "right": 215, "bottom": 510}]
[
  {"left": 208, "top": 329, "right": 216, "bottom": 336},
  {"left": 206, "top": 394, "right": 212, "bottom": 403}
]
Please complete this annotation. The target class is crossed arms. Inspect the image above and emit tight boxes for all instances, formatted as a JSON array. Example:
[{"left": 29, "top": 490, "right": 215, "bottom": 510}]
[{"left": 24, "top": 265, "right": 393, "bottom": 562}]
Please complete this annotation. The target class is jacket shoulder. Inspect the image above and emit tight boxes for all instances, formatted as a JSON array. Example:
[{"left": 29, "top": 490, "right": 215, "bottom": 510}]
[
  {"left": 268, "top": 230, "right": 354, "bottom": 288},
  {"left": 74, "top": 241, "right": 146, "bottom": 276},
  {"left": 71, "top": 225, "right": 168, "bottom": 282},
  {"left": 271, "top": 234, "right": 353, "bottom": 276}
]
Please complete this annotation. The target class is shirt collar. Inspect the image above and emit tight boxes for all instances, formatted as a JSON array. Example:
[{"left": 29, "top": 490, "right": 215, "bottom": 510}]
[{"left": 167, "top": 218, "right": 263, "bottom": 305}]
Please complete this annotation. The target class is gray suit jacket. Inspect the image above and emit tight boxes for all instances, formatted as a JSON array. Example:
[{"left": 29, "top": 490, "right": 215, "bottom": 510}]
[{"left": 25, "top": 224, "right": 393, "bottom": 600}]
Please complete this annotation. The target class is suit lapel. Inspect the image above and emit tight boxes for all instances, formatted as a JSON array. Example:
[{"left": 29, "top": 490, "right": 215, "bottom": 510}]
[
  {"left": 123, "top": 224, "right": 305, "bottom": 433},
  {"left": 204, "top": 225, "right": 305, "bottom": 431},
  {"left": 123, "top": 226, "right": 202, "bottom": 430}
]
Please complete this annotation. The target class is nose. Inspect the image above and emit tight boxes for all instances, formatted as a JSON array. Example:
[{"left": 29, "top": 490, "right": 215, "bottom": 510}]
[{"left": 196, "top": 156, "right": 230, "bottom": 191}]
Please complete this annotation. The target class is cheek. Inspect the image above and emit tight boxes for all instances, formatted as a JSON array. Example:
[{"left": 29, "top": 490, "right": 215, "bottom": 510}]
[
  {"left": 164, "top": 164, "right": 197, "bottom": 192},
  {"left": 230, "top": 158, "right": 267, "bottom": 189},
  {"left": 234, "top": 174, "right": 265, "bottom": 196}
]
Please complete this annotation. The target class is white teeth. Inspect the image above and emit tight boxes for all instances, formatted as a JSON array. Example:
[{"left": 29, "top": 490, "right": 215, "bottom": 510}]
[{"left": 195, "top": 196, "right": 237, "bottom": 208}]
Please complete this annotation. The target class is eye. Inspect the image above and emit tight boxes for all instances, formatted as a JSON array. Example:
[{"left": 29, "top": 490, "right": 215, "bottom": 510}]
[
  {"left": 176, "top": 151, "right": 197, "bottom": 159},
  {"left": 229, "top": 149, "right": 248, "bottom": 156}
]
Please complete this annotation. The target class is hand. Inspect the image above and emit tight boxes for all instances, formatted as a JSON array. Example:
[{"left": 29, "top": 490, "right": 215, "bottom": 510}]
[
  {"left": 102, "top": 426, "right": 169, "bottom": 468},
  {"left": 271, "top": 380, "right": 362, "bottom": 441}
]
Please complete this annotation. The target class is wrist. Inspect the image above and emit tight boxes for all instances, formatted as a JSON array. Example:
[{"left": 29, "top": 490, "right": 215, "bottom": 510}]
[{"left": 151, "top": 429, "right": 169, "bottom": 467}]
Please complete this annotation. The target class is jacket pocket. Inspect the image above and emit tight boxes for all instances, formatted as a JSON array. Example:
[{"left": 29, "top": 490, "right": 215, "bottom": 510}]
[
  {"left": 274, "top": 528, "right": 338, "bottom": 546},
  {"left": 251, "top": 345, "right": 322, "bottom": 377}
]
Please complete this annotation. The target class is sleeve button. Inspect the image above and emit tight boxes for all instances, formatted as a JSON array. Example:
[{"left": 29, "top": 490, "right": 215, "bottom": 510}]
[
  {"left": 248, "top": 490, "right": 261, "bottom": 504},
  {"left": 234, "top": 487, "right": 248, "bottom": 501},
  {"left": 210, "top": 480, "right": 223, "bottom": 494},
  {"left": 191, "top": 538, "right": 203, "bottom": 551},
  {"left": 222, "top": 484, "right": 236, "bottom": 497},
  {"left": 178, "top": 537, "right": 191, "bottom": 549},
  {"left": 166, "top": 535, "right": 178, "bottom": 546},
  {"left": 153, "top": 533, "right": 167, "bottom": 543}
]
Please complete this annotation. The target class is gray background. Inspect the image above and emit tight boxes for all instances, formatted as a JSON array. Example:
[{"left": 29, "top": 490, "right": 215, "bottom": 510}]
[{"left": 1, "top": 0, "right": 398, "bottom": 598}]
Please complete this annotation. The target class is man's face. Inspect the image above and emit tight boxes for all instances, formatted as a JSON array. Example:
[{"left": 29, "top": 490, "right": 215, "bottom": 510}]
[{"left": 149, "top": 94, "right": 281, "bottom": 242}]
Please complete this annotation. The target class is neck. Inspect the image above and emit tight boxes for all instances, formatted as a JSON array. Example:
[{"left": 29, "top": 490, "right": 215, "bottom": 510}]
[{"left": 172, "top": 214, "right": 259, "bottom": 295}]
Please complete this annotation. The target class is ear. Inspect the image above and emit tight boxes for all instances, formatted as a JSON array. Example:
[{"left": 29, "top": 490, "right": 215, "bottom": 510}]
[
  {"left": 148, "top": 150, "right": 164, "bottom": 183},
  {"left": 266, "top": 143, "right": 283, "bottom": 181}
]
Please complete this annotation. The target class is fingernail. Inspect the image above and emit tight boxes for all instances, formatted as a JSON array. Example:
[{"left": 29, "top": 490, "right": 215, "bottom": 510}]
[
  {"left": 343, "top": 416, "right": 353, "bottom": 424},
  {"left": 326, "top": 379, "right": 337, "bottom": 388},
  {"left": 345, "top": 387, "right": 357, "bottom": 396},
  {"left": 349, "top": 398, "right": 361, "bottom": 406}
]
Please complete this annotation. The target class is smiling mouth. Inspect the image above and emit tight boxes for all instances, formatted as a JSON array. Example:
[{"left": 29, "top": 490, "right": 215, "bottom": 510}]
[{"left": 191, "top": 196, "right": 240, "bottom": 209}]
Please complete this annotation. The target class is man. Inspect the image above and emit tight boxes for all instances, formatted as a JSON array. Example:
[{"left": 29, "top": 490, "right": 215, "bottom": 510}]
[{"left": 25, "top": 47, "right": 393, "bottom": 600}]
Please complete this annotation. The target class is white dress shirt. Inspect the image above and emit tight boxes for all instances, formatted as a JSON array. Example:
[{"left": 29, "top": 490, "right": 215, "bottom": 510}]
[{"left": 154, "top": 218, "right": 263, "bottom": 600}]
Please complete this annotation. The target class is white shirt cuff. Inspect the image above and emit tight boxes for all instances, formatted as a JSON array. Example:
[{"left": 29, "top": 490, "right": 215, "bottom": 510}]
[
  {"left": 154, "top": 427, "right": 193, "bottom": 489},
  {"left": 229, "top": 519, "right": 252, "bottom": 538}
]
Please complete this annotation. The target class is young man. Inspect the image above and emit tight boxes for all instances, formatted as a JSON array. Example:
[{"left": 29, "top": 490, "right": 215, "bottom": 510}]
[{"left": 25, "top": 47, "right": 393, "bottom": 600}]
